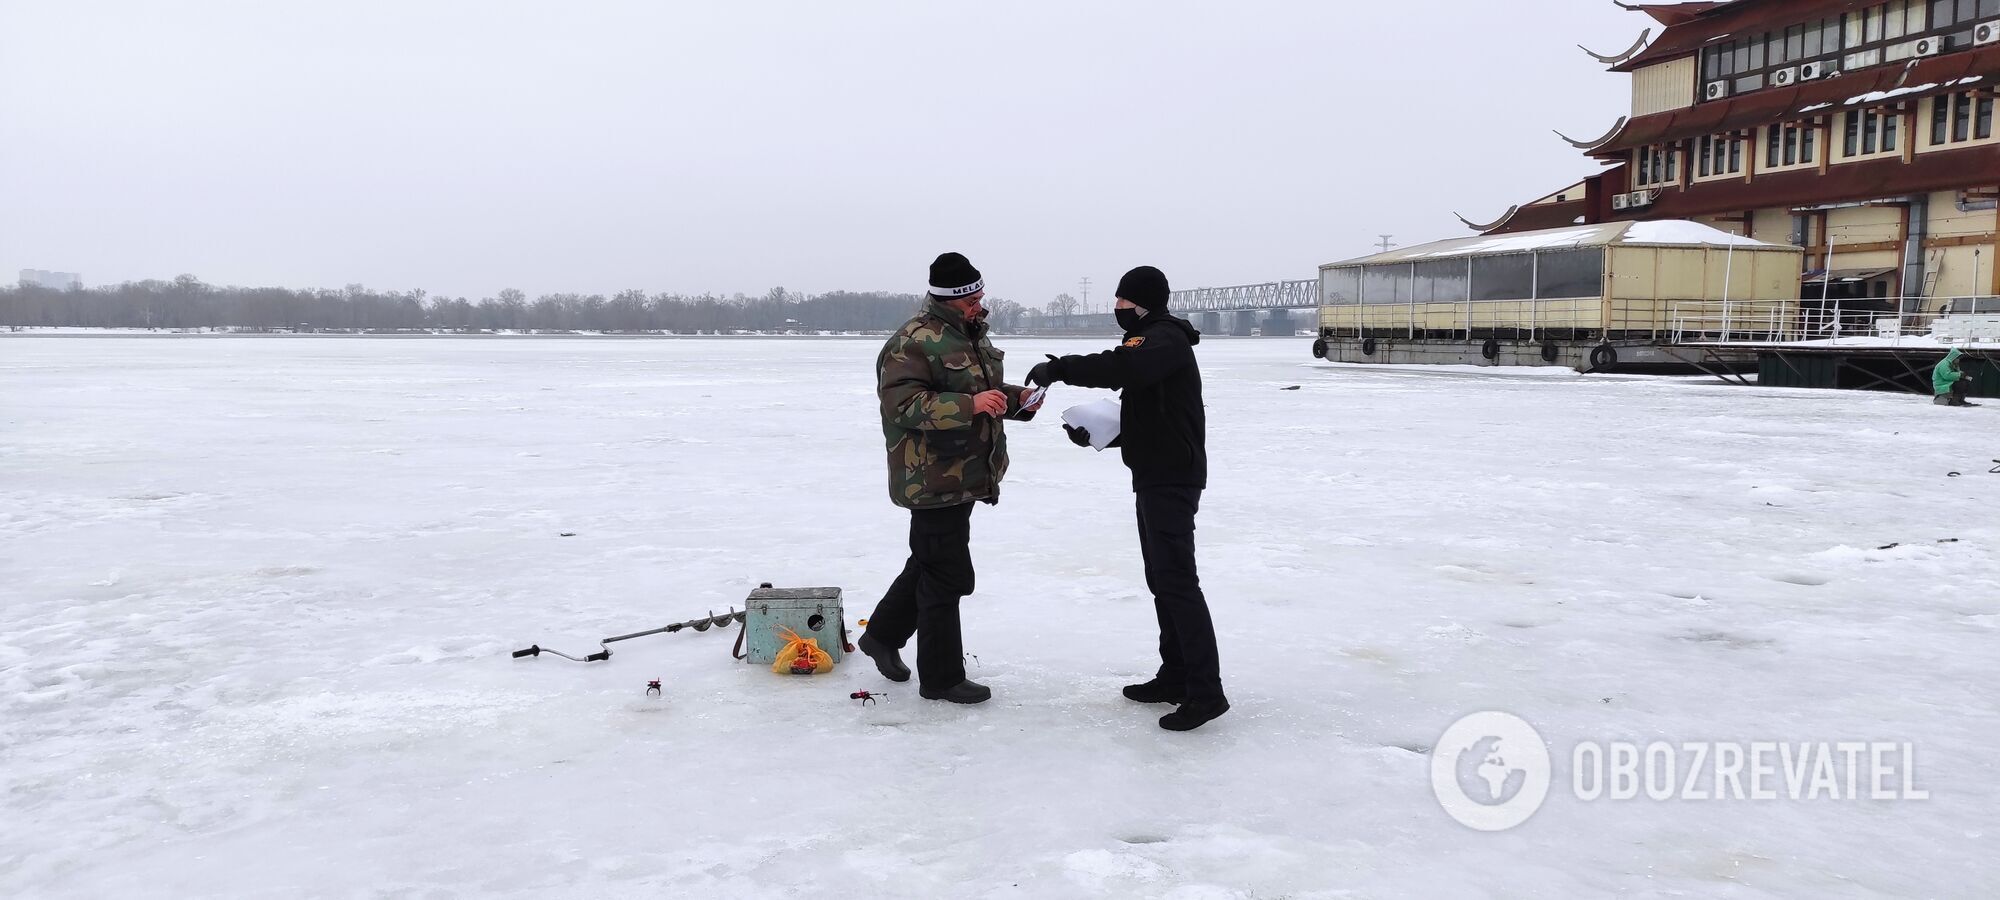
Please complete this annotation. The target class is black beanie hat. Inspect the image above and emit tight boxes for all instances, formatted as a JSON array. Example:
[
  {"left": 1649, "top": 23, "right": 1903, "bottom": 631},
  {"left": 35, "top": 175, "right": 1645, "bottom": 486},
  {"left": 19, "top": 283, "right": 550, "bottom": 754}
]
[
  {"left": 1116, "top": 265, "right": 1170, "bottom": 311},
  {"left": 928, "top": 252, "right": 984, "bottom": 299}
]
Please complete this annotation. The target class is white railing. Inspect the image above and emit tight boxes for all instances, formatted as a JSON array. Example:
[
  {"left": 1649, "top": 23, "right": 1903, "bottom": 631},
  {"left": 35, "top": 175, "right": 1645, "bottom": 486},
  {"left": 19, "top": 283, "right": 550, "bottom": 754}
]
[
  {"left": 1317, "top": 295, "right": 2000, "bottom": 345},
  {"left": 1668, "top": 296, "right": 2000, "bottom": 346}
]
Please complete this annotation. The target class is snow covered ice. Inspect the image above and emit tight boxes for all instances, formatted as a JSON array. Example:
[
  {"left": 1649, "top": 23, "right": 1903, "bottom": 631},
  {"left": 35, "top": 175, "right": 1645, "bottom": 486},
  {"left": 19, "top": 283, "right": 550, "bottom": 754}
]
[{"left": 3, "top": 335, "right": 1998, "bottom": 898}]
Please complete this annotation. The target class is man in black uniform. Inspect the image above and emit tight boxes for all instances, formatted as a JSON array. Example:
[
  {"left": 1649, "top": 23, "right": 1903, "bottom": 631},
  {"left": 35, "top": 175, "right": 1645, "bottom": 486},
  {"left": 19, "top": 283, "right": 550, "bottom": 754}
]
[{"left": 1026, "top": 266, "right": 1227, "bottom": 731}]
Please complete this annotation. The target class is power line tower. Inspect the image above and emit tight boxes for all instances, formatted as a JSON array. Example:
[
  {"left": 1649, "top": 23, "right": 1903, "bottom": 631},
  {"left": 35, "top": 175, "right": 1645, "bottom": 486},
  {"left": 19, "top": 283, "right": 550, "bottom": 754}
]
[
  {"left": 1376, "top": 235, "right": 1398, "bottom": 253},
  {"left": 1078, "top": 277, "right": 1092, "bottom": 313}
]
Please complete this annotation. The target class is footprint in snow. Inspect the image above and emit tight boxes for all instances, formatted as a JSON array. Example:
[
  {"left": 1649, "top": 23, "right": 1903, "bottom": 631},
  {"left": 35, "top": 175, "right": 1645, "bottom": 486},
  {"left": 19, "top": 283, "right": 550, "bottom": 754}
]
[{"left": 1677, "top": 630, "right": 1776, "bottom": 649}]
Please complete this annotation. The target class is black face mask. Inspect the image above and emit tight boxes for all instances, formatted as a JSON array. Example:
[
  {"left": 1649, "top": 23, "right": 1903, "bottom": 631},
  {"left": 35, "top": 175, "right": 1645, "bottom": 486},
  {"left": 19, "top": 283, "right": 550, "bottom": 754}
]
[{"left": 1116, "top": 307, "right": 1147, "bottom": 333}]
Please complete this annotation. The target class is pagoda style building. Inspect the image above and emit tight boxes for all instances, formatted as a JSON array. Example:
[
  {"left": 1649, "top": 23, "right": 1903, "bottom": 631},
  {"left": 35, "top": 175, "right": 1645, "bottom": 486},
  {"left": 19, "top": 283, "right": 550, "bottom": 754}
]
[{"left": 1476, "top": 0, "right": 2000, "bottom": 311}]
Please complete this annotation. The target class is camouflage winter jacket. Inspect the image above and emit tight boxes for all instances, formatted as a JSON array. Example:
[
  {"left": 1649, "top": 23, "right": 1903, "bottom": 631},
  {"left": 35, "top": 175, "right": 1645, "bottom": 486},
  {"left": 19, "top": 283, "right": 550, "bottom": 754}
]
[{"left": 877, "top": 301, "right": 1033, "bottom": 509}]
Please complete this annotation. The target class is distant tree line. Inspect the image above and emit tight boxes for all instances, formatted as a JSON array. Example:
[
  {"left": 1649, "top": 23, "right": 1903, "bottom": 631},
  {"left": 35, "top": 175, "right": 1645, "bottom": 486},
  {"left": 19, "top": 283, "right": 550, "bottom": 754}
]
[{"left": 0, "top": 276, "right": 1043, "bottom": 333}]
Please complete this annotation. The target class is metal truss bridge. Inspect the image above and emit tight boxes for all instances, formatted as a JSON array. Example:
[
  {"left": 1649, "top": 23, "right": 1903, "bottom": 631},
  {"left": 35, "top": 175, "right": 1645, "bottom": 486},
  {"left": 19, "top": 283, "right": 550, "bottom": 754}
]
[
  {"left": 1017, "top": 278, "right": 1321, "bottom": 335},
  {"left": 1167, "top": 280, "right": 1320, "bottom": 312}
]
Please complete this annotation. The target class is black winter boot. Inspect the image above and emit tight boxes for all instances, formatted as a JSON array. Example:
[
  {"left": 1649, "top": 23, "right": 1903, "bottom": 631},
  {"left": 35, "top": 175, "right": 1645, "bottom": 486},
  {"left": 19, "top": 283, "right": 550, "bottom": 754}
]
[
  {"left": 858, "top": 632, "right": 911, "bottom": 683},
  {"left": 919, "top": 679, "right": 991, "bottom": 704},
  {"left": 1159, "top": 698, "right": 1229, "bottom": 731},
  {"left": 1122, "top": 678, "right": 1185, "bottom": 705}
]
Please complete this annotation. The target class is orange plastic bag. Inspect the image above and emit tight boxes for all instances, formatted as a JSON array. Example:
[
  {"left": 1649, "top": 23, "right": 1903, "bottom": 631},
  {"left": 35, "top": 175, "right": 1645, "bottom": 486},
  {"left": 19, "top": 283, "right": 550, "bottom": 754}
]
[{"left": 771, "top": 627, "right": 835, "bottom": 675}]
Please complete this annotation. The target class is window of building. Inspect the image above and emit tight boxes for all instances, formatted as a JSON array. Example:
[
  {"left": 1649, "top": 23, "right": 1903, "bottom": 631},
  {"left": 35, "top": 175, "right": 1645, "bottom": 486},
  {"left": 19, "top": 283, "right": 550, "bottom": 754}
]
[
  {"left": 1698, "top": 132, "right": 1747, "bottom": 177},
  {"left": 1413, "top": 259, "right": 1470, "bottom": 304},
  {"left": 1635, "top": 144, "right": 1680, "bottom": 187},
  {"left": 1322, "top": 267, "right": 1361, "bottom": 305},
  {"left": 1533, "top": 250, "right": 1606, "bottom": 299},
  {"left": 1703, "top": 15, "right": 1852, "bottom": 95},
  {"left": 1896, "top": 0, "right": 1928, "bottom": 34},
  {"left": 1884, "top": 0, "right": 1912, "bottom": 39},
  {"left": 1765, "top": 120, "right": 1820, "bottom": 167},
  {"left": 1844, "top": 47, "right": 1886, "bottom": 70},
  {"left": 1930, "top": 91, "right": 1997, "bottom": 146},
  {"left": 1712, "top": 16, "right": 1848, "bottom": 82},
  {"left": 1929, "top": 0, "right": 1997, "bottom": 29},
  {"left": 1843, "top": 108, "right": 1901, "bottom": 156},
  {"left": 1932, "top": 0, "right": 2000, "bottom": 47},
  {"left": 1812, "top": 16, "right": 1845, "bottom": 55},
  {"left": 1470, "top": 255, "right": 1535, "bottom": 302},
  {"left": 1361, "top": 265, "right": 1407, "bottom": 305}
]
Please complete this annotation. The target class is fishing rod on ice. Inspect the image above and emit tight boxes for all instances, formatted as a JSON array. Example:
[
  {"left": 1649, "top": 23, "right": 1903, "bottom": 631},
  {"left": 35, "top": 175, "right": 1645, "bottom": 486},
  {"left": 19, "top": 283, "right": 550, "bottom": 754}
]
[{"left": 512, "top": 608, "right": 748, "bottom": 663}]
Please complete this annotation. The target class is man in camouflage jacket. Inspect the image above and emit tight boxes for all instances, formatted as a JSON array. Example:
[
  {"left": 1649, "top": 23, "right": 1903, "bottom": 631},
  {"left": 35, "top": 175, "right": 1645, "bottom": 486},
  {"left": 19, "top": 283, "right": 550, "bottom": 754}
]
[{"left": 857, "top": 252, "right": 1040, "bottom": 704}]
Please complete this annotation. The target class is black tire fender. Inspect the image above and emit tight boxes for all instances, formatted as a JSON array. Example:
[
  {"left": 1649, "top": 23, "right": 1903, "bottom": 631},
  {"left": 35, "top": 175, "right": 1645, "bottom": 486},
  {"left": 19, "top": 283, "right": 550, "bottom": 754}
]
[
  {"left": 1589, "top": 344, "right": 1618, "bottom": 370},
  {"left": 1480, "top": 337, "right": 1500, "bottom": 360},
  {"left": 1540, "top": 342, "right": 1559, "bottom": 363},
  {"left": 1311, "top": 338, "right": 1328, "bottom": 359},
  {"left": 1361, "top": 337, "right": 1377, "bottom": 356}
]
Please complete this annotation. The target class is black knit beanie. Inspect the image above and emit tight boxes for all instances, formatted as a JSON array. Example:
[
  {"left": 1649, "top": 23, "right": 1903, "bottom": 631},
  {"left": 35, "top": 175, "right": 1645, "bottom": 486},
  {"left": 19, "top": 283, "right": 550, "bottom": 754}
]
[
  {"left": 928, "top": 252, "right": 984, "bottom": 299},
  {"left": 1116, "top": 266, "right": 1170, "bottom": 311}
]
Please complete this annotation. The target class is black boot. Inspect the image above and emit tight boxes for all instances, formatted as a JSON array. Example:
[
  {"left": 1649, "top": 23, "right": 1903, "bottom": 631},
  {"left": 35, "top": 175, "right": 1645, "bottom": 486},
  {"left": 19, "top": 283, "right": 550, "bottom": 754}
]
[
  {"left": 919, "top": 678, "right": 991, "bottom": 704},
  {"left": 1159, "top": 698, "right": 1229, "bottom": 731},
  {"left": 1122, "top": 678, "right": 1185, "bottom": 705},
  {"left": 857, "top": 633, "right": 910, "bottom": 683}
]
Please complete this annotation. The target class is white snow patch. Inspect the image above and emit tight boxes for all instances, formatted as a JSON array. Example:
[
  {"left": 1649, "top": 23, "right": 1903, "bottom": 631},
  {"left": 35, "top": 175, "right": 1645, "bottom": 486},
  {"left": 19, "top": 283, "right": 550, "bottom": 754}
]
[
  {"left": 1409, "top": 226, "right": 1605, "bottom": 257},
  {"left": 1621, "top": 219, "right": 1771, "bottom": 247},
  {"left": 1847, "top": 82, "right": 1940, "bottom": 106},
  {"left": 1335, "top": 221, "right": 1782, "bottom": 266}
]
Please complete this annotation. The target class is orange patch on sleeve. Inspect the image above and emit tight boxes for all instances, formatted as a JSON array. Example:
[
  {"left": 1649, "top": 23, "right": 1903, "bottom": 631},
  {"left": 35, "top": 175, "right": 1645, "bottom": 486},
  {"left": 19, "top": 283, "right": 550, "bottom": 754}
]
[{"left": 1122, "top": 337, "right": 1145, "bottom": 348}]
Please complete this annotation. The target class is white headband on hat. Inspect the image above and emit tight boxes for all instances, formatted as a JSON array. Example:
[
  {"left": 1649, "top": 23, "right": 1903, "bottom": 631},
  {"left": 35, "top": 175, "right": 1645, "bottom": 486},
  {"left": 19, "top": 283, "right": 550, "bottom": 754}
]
[{"left": 929, "top": 280, "right": 984, "bottom": 298}]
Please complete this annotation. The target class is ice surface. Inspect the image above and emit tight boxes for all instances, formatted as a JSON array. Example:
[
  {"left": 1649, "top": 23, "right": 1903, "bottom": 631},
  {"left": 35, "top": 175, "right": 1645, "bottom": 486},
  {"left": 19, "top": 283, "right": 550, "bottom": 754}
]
[{"left": 3, "top": 336, "right": 1998, "bottom": 897}]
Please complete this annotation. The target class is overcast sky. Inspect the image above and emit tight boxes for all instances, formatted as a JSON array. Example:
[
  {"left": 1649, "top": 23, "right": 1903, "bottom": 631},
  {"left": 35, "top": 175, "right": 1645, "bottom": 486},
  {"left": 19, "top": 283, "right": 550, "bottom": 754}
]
[{"left": 1, "top": 1, "right": 1643, "bottom": 309}]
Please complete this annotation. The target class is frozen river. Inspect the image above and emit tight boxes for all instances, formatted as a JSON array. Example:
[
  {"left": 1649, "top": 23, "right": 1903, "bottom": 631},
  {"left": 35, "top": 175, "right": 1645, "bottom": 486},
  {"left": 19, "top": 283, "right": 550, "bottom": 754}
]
[{"left": 3, "top": 335, "right": 1996, "bottom": 897}]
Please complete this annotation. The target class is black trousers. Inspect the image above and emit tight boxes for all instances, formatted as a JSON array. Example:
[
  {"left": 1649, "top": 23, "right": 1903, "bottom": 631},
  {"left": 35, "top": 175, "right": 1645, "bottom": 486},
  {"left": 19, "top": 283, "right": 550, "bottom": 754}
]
[
  {"left": 865, "top": 502, "right": 975, "bottom": 689},
  {"left": 1137, "top": 486, "right": 1224, "bottom": 700}
]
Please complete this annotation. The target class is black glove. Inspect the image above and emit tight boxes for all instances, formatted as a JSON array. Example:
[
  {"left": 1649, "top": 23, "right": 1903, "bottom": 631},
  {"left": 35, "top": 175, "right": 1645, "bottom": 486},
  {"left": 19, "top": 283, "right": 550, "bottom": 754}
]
[
  {"left": 1026, "top": 354, "right": 1064, "bottom": 387},
  {"left": 1063, "top": 424, "right": 1091, "bottom": 447}
]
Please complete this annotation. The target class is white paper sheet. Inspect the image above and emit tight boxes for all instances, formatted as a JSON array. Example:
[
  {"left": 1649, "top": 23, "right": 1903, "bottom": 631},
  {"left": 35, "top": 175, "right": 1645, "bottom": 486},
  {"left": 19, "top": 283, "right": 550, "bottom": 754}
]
[{"left": 1059, "top": 398, "right": 1122, "bottom": 451}]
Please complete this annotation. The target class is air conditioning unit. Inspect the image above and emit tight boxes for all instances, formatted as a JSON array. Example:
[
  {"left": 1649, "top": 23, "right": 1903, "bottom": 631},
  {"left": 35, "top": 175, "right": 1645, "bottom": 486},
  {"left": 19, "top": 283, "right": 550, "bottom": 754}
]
[
  {"left": 1774, "top": 66, "right": 1800, "bottom": 87},
  {"left": 1629, "top": 190, "right": 1656, "bottom": 208},
  {"left": 1913, "top": 36, "right": 1943, "bottom": 57},
  {"left": 1612, "top": 193, "right": 1632, "bottom": 211},
  {"left": 1705, "top": 80, "right": 1731, "bottom": 101},
  {"left": 1976, "top": 21, "right": 2000, "bottom": 46},
  {"left": 1800, "top": 61, "right": 1828, "bottom": 80}
]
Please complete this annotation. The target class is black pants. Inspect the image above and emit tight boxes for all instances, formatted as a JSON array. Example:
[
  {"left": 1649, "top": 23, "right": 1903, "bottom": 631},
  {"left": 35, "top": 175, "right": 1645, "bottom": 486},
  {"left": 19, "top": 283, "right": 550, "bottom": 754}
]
[
  {"left": 1137, "top": 486, "right": 1223, "bottom": 700},
  {"left": 865, "top": 502, "right": 975, "bottom": 689}
]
